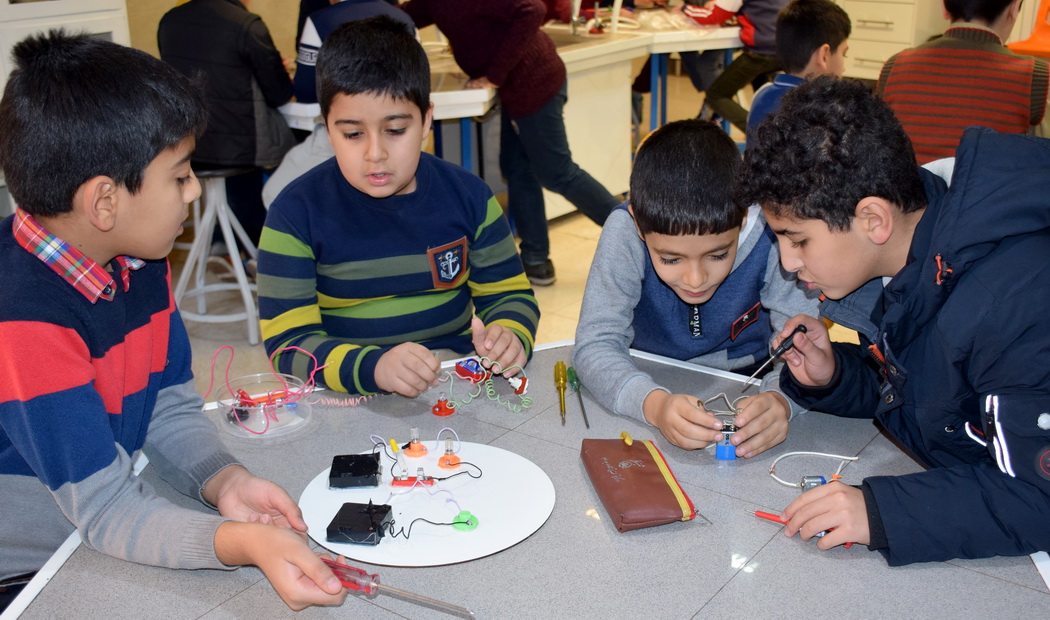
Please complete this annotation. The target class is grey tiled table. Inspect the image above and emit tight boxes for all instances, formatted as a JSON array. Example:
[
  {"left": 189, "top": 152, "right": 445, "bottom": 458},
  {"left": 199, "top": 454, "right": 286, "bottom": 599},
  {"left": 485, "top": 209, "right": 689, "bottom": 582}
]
[{"left": 21, "top": 344, "right": 1050, "bottom": 618}]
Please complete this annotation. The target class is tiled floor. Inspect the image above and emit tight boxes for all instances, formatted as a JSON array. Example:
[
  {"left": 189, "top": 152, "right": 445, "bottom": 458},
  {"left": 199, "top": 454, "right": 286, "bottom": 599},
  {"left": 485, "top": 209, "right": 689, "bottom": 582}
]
[{"left": 179, "top": 68, "right": 850, "bottom": 397}]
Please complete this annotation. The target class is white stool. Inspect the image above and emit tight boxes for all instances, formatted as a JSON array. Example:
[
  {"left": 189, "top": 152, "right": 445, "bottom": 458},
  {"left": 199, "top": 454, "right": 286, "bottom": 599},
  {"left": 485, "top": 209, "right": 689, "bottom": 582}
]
[{"left": 173, "top": 168, "right": 260, "bottom": 345}]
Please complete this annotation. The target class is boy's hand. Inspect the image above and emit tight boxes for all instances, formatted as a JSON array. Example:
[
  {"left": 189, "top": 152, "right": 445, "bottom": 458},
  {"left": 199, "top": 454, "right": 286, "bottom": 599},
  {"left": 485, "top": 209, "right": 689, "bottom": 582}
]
[
  {"left": 777, "top": 315, "right": 836, "bottom": 387},
  {"left": 214, "top": 522, "right": 347, "bottom": 610},
  {"left": 643, "top": 391, "right": 724, "bottom": 449},
  {"left": 374, "top": 343, "right": 440, "bottom": 397},
  {"left": 732, "top": 392, "right": 789, "bottom": 458},
  {"left": 781, "top": 481, "right": 869, "bottom": 549},
  {"left": 466, "top": 77, "right": 498, "bottom": 89},
  {"left": 204, "top": 466, "right": 306, "bottom": 532},
  {"left": 471, "top": 316, "right": 526, "bottom": 377}
]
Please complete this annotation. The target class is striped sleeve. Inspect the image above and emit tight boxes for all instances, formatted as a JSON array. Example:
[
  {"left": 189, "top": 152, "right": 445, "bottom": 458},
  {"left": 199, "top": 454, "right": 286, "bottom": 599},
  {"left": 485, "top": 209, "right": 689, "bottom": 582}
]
[
  {"left": 681, "top": 1, "right": 738, "bottom": 26},
  {"left": 467, "top": 197, "right": 539, "bottom": 358}
]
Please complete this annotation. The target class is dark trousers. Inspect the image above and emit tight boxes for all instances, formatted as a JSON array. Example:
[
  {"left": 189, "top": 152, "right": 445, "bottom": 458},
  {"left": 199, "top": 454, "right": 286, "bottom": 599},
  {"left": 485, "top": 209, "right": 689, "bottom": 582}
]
[
  {"left": 705, "top": 50, "right": 781, "bottom": 132},
  {"left": 631, "top": 50, "right": 724, "bottom": 94},
  {"left": 499, "top": 83, "right": 619, "bottom": 265}
]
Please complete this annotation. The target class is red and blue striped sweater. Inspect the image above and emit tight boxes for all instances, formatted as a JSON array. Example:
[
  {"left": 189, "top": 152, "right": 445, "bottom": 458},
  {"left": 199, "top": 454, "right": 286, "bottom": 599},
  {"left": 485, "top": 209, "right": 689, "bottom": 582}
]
[{"left": 0, "top": 212, "right": 237, "bottom": 580}]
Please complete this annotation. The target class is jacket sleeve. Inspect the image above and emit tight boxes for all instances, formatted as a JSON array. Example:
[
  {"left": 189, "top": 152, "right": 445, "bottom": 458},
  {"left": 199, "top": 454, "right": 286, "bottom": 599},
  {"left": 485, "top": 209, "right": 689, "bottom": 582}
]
[
  {"left": 865, "top": 294, "right": 1050, "bottom": 565},
  {"left": 681, "top": 0, "right": 740, "bottom": 26},
  {"left": 573, "top": 208, "right": 664, "bottom": 422},
  {"left": 399, "top": 0, "right": 435, "bottom": 29},
  {"left": 475, "top": 0, "right": 549, "bottom": 87},
  {"left": 864, "top": 458, "right": 1050, "bottom": 565},
  {"left": 241, "top": 15, "right": 293, "bottom": 108},
  {"left": 779, "top": 341, "right": 884, "bottom": 418},
  {"left": 467, "top": 196, "right": 540, "bottom": 363},
  {"left": 257, "top": 197, "right": 389, "bottom": 396}
]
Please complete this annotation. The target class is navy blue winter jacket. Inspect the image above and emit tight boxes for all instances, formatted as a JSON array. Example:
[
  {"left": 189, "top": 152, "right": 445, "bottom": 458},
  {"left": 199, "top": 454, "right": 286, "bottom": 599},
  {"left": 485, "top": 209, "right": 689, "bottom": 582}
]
[{"left": 782, "top": 128, "right": 1050, "bottom": 565}]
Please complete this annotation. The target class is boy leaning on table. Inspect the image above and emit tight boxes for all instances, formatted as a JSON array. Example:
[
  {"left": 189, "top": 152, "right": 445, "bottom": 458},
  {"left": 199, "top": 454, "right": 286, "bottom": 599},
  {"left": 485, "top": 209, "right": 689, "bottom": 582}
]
[
  {"left": 573, "top": 119, "right": 819, "bottom": 457},
  {"left": 257, "top": 16, "right": 539, "bottom": 398},
  {"left": 739, "top": 76, "right": 1050, "bottom": 564},
  {"left": 0, "top": 31, "right": 346, "bottom": 610}
]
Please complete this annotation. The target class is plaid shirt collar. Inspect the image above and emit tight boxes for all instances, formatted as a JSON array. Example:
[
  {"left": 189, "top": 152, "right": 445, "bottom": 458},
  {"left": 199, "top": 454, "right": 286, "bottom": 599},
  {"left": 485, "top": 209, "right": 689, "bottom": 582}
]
[{"left": 13, "top": 208, "right": 145, "bottom": 303}]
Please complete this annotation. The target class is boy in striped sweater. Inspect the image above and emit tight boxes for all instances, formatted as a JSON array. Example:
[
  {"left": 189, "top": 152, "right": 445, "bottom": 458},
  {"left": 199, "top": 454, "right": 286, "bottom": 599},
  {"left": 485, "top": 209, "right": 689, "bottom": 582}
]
[
  {"left": 258, "top": 17, "right": 540, "bottom": 397},
  {"left": 0, "top": 32, "right": 345, "bottom": 610},
  {"left": 878, "top": 0, "right": 1048, "bottom": 164}
]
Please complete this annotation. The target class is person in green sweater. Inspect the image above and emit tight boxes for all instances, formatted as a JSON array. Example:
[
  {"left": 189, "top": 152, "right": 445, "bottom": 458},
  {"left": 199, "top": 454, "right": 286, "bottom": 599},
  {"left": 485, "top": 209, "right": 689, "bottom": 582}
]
[{"left": 257, "top": 17, "right": 539, "bottom": 397}]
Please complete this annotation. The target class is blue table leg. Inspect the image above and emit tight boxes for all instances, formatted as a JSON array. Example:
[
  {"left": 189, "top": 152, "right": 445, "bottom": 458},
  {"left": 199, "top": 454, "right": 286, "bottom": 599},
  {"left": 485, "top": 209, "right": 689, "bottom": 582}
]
[
  {"left": 721, "top": 48, "right": 734, "bottom": 136},
  {"left": 460, "top": 118, "right": 473, "bottom": 174},
  {"left": 642, "top": 52, "right": 659, "bottom": 133},
  {"left": 659, "top": 53, "right": 668, "bottom": 127}
]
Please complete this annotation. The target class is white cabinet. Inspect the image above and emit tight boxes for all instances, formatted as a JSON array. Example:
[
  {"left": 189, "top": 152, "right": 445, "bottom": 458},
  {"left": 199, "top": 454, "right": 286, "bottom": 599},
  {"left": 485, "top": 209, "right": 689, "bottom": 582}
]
[
  {"left": 1, "top": 0, "right": 130, "bottom": 85},
  {"left": 840, "top": 0, "right": 947, "bottom": 80}
]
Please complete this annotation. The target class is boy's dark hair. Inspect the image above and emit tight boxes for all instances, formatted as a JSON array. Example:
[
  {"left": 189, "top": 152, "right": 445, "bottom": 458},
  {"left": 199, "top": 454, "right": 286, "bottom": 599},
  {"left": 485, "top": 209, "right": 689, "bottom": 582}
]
[
  {"left": 630, "top": 119, "right": 744, "bottom": 236},
  {"left": 0, "top": 30, "right": 206, "bottom": 218},
  {"left": 737, "top": 76, "right": 926, "bottom": 232},
  {"left": 776, "top": 0, "right": 852, "bottom": 75},
  {"left": 317, "top": 16, "right": 430, "bottom": 120},
  {"left": 943, "top": 0, "right": 1014, "bottom": 23}
]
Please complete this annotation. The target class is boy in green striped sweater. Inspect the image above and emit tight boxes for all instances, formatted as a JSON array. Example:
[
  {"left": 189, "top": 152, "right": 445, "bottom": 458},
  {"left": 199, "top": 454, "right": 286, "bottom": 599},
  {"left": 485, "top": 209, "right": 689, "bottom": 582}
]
[{"left": 257, "top": 17, "right": 539, "bottom": 397}]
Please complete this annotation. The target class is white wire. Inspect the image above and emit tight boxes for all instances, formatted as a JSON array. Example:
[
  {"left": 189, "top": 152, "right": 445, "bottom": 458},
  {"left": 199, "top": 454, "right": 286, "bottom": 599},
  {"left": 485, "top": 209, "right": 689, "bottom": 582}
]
[
  {"left": 768, "top": 451, "right": 860, "bottom": 488},
  {"left": 703, "top": 392, "right": 746, "bottom": 415},
  {"left": 434, "top": 427, "right": 462, "bottom": 453}
]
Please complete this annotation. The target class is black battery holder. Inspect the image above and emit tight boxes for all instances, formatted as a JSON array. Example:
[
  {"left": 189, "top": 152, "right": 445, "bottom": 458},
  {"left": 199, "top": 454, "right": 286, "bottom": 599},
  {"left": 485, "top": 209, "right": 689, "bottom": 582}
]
[
  {"left": 329, "top": 453, "right": 381, "bottom": 489},
  {"left": 326, "top": 501, "right": 393, "bottom": 545}
]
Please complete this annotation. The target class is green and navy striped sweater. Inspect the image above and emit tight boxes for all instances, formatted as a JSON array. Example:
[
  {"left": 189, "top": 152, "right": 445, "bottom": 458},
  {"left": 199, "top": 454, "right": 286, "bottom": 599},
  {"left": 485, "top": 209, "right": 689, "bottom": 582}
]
[{"left": 258, "top": 153, "right": 539, "bottom": 395}]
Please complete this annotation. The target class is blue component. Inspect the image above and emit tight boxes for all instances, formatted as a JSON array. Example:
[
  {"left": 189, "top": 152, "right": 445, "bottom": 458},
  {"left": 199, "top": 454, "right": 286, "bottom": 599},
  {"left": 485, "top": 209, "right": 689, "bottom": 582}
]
[
  {"left": 801, "top": 475, "right": 827, "bottom": 491},
  {"left": 458, "top": 359, "right": 483, "bottom": 373},
  {"left": 715, "top": 439, "right": 737, "bottom": 460}
]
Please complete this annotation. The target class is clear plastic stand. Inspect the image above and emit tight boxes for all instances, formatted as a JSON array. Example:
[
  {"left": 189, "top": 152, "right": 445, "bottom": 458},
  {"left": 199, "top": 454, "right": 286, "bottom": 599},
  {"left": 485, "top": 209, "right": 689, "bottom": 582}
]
[{"left": 219, "top": 373, "right": 312, "bottom": 439}]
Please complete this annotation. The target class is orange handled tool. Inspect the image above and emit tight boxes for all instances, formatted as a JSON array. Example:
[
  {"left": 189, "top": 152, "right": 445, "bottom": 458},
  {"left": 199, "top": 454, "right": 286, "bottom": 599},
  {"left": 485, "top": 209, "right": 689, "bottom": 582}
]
[{"left": 746, "top": 509, "right": 853, "bottom": 548}]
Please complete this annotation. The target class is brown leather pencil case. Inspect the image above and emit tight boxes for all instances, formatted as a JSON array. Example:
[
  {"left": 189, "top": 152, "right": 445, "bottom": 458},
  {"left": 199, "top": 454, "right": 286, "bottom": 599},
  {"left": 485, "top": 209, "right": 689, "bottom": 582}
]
[{"left": 581, "top": 433, "right": 697, "bottom": 532}]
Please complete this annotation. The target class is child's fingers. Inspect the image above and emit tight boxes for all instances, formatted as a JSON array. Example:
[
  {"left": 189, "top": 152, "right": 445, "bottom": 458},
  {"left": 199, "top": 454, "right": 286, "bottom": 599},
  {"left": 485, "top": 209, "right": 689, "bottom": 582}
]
[
  {"left": 735, "top": 422, "right": 787, "bottom": 458},
  {"left": 470, "top": 316, "right": 488, "bottom": 352}
]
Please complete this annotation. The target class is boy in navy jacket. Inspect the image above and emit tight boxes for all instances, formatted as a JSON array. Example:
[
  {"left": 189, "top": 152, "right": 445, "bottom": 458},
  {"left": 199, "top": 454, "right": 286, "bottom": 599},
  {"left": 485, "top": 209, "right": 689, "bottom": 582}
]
[{"left": 738, "top": 76, "right": 1050, "bottom": 564}]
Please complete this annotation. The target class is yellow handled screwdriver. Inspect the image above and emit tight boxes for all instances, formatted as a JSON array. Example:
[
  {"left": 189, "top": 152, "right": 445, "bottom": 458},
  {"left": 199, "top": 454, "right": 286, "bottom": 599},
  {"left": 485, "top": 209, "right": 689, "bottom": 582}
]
[{"left": 554, "top": 361, "right": 567, "bottom": 425}]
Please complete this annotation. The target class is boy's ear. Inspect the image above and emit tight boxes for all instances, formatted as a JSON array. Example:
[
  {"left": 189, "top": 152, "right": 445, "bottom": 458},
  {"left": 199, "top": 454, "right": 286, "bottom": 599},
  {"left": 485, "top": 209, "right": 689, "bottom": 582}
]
[
  {"left": 422, "top": 102, "right": 434, "bottom": 139},
  {"left": 853, "top": 196, "right": 895, "bottom": 245},
  {"left": 626, "top": 203, "right": 646, "bottom": 241},
  {"left": 75, "top": 176, "right": 119, "bottom": 233},
  {"left": 1007, "top": 0, "right": 1023, "bottom": 21},
  {"left": 813, "top": 43, "right": 832, "bottom": 72}
]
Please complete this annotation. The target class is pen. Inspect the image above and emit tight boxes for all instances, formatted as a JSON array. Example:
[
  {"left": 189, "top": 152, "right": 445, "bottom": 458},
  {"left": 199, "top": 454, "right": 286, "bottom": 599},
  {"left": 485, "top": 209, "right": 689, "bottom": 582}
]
[{"left": 741, "top": 324, "right": 808, "bottom": 392}]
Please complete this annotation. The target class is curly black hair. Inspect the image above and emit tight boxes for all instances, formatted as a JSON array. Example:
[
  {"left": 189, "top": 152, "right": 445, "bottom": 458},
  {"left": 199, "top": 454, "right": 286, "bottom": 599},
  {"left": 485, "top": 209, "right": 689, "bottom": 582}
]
[{"left": 736, "top": 76, "right": 926, "bottom": 231}]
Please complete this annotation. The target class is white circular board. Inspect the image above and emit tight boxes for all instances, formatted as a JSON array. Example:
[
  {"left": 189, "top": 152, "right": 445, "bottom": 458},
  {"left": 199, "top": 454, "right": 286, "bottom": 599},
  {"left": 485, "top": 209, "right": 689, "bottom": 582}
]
[{"left": 300, "top": 442, "right": 556, "bottom": 566}]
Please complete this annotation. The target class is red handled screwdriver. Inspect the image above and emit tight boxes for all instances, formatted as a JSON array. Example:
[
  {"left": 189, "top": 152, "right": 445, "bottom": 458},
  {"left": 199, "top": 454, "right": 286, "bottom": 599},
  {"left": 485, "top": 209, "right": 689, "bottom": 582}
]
[
  {"left": 322, "top": 558, "right": 475, "bottom": 618},
  {"left": 746, "top": 509, "right": 854, "bottom": 548}
]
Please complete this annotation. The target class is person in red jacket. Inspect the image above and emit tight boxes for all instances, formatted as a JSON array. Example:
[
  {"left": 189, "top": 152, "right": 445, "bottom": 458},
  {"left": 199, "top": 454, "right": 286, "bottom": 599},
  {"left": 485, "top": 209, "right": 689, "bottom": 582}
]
[
  {"left": 400, "top": 0, "right": 621, "bottom": 286},
  {"left": 679, "top": 0, "right": 790, "bottom": 131}
]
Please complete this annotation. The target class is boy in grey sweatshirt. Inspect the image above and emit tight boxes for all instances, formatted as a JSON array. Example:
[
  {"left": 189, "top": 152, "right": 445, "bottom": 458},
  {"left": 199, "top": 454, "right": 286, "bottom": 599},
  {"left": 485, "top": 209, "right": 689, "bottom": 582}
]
[{"left": 573, "top": 120, "right": 819, "bottom": 457}]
